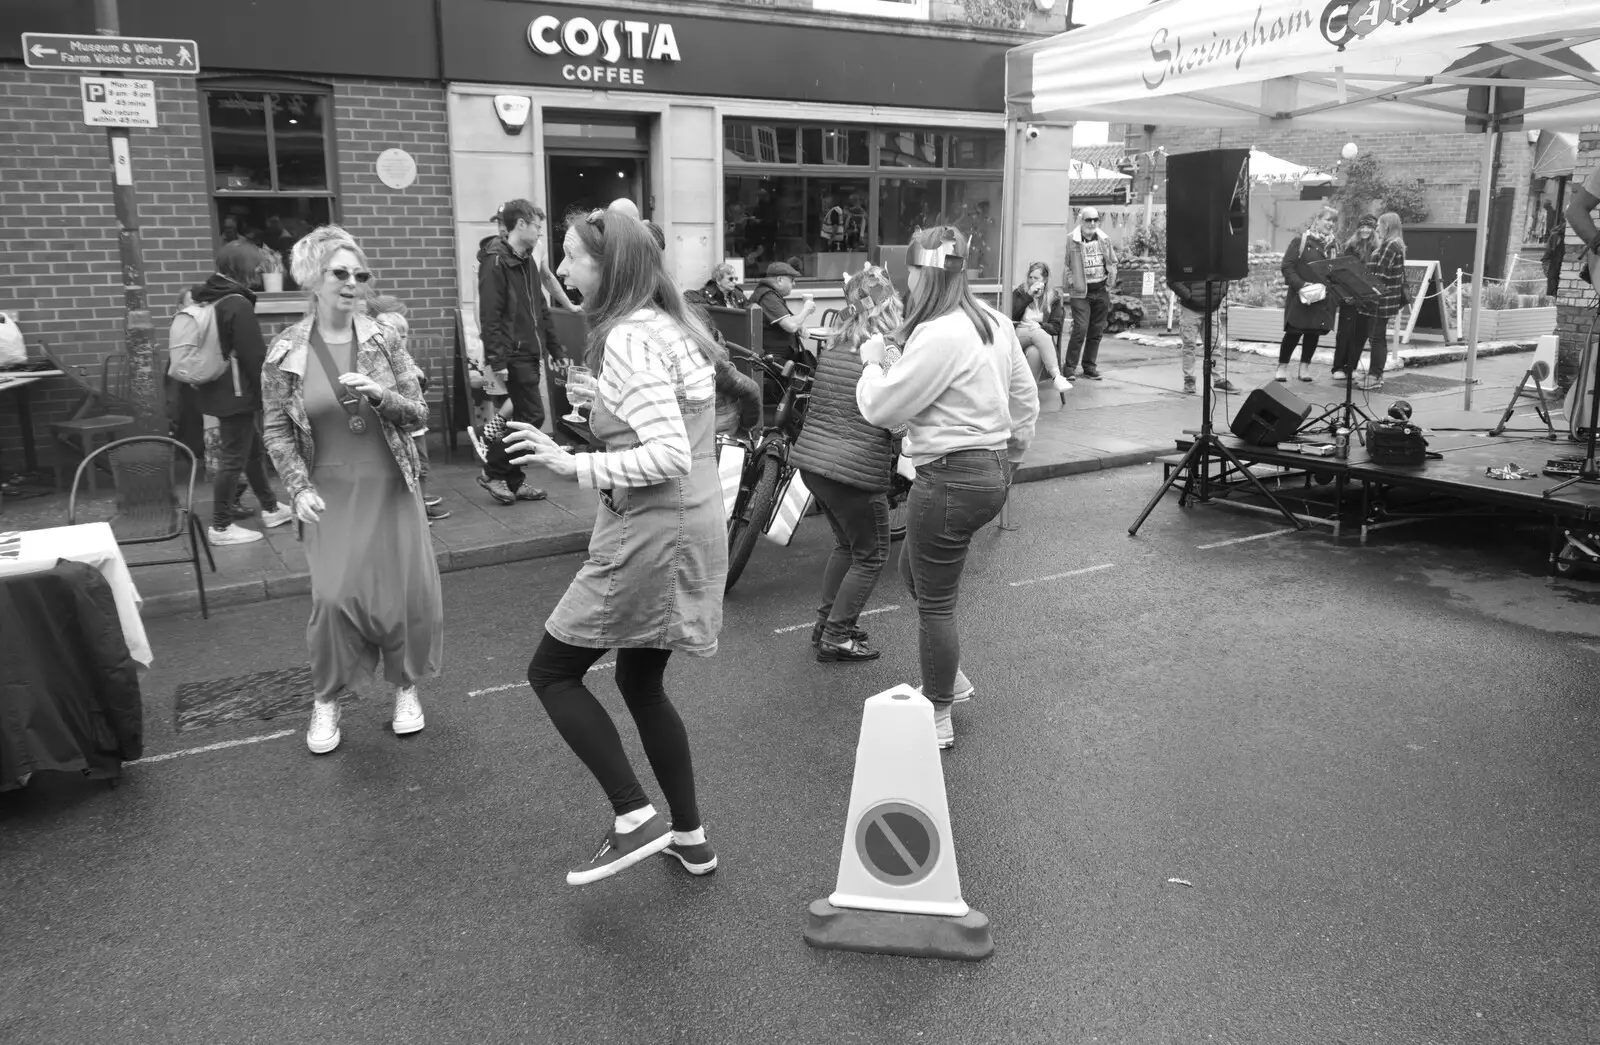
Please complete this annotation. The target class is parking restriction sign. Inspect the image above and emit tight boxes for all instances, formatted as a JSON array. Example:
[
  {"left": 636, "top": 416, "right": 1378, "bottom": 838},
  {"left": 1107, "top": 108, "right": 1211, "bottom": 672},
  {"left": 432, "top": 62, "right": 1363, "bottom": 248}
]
[{"left": 81, "top": 77, "right": 158, "bottom": 128}]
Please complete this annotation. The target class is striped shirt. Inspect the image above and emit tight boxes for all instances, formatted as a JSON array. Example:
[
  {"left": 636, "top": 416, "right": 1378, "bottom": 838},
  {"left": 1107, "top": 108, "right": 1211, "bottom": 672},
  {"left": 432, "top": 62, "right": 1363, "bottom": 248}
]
[{"left": 578, "top": 308, "right": 717, "bottom": 490}]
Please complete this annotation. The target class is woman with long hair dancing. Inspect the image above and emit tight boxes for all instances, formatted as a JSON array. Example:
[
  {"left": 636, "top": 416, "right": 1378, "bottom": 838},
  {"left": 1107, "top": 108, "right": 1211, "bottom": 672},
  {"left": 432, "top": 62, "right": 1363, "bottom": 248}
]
[
  {"left": 789, "top": 263, "right": 904, "bottom": 663},
  {"left": 856, "top": 226, "right": 1039, "bottom": 749},
  {"left": 261, "top": 226, "right": 442, "bottom": 754},
  {"left": 503, "top": 210, "right": 727, "bottom": 885}
]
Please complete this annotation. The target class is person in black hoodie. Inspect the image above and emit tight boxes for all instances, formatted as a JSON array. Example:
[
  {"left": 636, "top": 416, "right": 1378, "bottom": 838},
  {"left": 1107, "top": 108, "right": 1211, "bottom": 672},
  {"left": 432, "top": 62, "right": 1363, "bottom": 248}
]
[
  {"left": 477, "top": 199, "right": 562, "bottom": 504},
  {"left": 194, "top": 240, "right": 292, "bottom": 545}
]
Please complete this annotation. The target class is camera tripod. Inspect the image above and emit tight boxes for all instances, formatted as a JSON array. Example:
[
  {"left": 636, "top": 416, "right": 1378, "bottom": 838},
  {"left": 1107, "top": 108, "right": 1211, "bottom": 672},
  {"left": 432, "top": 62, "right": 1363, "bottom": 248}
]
[{"left": 1129, "top": 285, "right": 1305, "bottom": 535}]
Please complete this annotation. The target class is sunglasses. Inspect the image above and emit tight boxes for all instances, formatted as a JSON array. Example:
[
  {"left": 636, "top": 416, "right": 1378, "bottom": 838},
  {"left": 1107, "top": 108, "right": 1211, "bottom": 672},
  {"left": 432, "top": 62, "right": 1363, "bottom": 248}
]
[
  {"left": 328, "top": 268, "right": 372, "bottom": 284},
  {"left": 1082, "top": 217, "right": 1100, "bottom": 223}
]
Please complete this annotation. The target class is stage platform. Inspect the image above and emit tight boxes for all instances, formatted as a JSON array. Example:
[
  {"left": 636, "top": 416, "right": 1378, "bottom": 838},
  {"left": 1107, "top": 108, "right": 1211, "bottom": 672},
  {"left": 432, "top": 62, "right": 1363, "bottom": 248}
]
[{"left": 1159, "top": 418, "right": 1600, "bottom": 566}]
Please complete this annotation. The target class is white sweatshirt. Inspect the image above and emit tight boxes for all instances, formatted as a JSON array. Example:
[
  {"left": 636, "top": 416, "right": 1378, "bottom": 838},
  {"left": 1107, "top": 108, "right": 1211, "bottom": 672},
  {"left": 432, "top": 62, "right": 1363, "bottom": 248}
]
[{"left": 855, "top": 304, "right": 1039, "bottom": 466}]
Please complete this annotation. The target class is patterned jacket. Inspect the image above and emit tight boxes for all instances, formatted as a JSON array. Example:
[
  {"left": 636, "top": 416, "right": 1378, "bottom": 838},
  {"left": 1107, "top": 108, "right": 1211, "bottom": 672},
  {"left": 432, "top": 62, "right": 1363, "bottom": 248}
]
[
  {"left": 789, "top": 337, "right": 895, "bottom": 492},
  {"left": 262, "top": 312, "right": 427, "bottom": 502},
  {"left": 1371, "top": 240, "right": 1408, "bottom": 321}
]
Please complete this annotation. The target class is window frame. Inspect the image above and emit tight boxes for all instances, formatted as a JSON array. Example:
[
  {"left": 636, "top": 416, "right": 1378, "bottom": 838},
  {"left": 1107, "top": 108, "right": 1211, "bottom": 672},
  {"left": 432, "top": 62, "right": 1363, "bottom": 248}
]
[
  {"left": 196, "top": 76, "right": 341, "bottom": 246},
  {"left": 721, "top": 117, "right": 1005, "bottom": 283}
]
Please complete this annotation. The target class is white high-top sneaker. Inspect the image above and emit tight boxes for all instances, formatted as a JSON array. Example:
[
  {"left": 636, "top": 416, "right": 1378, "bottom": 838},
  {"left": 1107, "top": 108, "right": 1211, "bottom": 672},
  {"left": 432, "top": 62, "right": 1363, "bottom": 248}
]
[
  {"left": 392, "top": 685, "right": 425, "bottom": 735},
  {"left": 307, "top": 698, "right": 341, "bottom": 754}
]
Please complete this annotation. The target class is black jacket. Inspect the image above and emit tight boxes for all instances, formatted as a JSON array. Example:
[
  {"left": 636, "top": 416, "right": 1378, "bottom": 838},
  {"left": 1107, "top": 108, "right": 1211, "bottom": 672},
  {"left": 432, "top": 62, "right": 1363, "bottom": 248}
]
[
  {"left": 1009, "top": 283, "right": 1066, "bottom": 337},
  {"left": 0, "top": 560, "right": 144, "bottom": 790},
  {"left": 699, "top": 280, "right": 749, "bottom": 310},
  {"left": 1167, "top": 280, "right": 1226, "bottom": 314},
  {"left": 1282, "top": 233, "right": 1337, "bottom": 333},
  {"left": 477, "top": 234, "right": 558, "bottom": 371},
  {"left": 789, "top": 339, "right": 895, "bottom": 492},
  {"left": 190, "top": 275, "right": 267, "bottom": 417}
]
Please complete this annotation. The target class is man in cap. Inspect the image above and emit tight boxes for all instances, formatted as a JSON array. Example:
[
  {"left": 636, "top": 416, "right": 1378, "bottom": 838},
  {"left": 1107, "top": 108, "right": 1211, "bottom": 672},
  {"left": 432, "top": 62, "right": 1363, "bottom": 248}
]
[
  {"left": 747, "top": 261, "right": 816, "bottom": 366},
  {"left": 1063, "top": 206, "right": 1118, "bottom": 380}
]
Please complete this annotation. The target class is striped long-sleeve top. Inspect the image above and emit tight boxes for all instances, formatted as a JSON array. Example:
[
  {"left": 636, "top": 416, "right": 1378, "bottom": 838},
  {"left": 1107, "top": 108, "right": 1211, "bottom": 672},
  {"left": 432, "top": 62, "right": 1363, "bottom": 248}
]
[{"left": 576, "top": 308, "right": 718, "bottom": 490}]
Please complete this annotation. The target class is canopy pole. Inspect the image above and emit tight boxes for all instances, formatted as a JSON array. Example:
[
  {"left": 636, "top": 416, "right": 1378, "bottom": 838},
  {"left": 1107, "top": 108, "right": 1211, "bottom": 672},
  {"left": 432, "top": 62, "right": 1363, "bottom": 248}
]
[{"left": 1463, "top": 100, "right": 1497, "bottom": 411}]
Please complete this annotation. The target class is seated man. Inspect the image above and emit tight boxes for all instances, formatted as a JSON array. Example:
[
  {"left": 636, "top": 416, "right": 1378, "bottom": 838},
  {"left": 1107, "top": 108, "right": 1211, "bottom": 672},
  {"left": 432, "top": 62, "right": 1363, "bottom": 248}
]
[{"left": 746, "top": 261, "right": 815, "bottom": 365}]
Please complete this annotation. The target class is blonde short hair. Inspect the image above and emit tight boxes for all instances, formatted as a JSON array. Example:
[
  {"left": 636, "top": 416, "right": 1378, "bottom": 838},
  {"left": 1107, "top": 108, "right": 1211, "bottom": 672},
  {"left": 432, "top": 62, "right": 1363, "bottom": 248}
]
[{"left": 289, "top": 224, "right": 370, "bottom": 304}]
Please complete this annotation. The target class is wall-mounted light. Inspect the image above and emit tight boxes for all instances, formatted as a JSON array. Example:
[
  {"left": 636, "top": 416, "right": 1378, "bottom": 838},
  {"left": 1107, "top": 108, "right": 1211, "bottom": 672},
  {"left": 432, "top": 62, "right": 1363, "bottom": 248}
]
[{"left": 493, "top": 95, "right": 532, "bottom": 136}]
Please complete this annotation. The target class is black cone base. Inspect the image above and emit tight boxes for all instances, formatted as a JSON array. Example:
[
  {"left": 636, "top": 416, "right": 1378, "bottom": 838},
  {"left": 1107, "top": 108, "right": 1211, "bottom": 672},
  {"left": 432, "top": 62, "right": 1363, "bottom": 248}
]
[{"left": 803, "top": 899, "right": 994, "bottom": 962}]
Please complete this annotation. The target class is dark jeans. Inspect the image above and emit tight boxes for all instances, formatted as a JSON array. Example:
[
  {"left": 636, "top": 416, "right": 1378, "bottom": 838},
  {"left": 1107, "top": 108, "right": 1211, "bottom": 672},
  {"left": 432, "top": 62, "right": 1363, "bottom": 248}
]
[
  {"left": 1330, "top": 309, "right": 1371, "bottom": 374},
  {"left": 1278, "top": 329, "right": 1321, "bottom": 365},
  {"left": 211, "top": 412, "right": 276, "bottom": 529},
  {"left": 480, "top": 415, "right": 527, "bottom": 490},
  {"left": 1367, "top": 317, "right": 1391, "bottom": 378},
  {"left": 898, "top": 449, "right": 1009, "bottom": 706},
  {"left": 802, "top": 470, "right": 891, "bottom": 642},
  {"left": 526, "top": 631, "right": 701, "bottom": 832},
  {"left": 1065, "top": 283, "right": 1110, "bottom": 374},
  {"left": 505, "top": 356, "right": 545, "bottom": 429}
]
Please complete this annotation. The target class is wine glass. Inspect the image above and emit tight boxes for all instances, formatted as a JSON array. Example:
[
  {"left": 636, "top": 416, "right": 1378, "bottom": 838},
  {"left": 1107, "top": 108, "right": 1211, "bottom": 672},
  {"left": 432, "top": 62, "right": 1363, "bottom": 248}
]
[{"left": 564, "top": 365, "right": 594, "bottom": 425}]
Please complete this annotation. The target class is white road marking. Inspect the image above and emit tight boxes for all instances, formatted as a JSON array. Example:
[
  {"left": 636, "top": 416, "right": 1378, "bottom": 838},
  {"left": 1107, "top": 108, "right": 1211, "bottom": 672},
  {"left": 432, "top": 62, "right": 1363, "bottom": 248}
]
[
  {"left": 467, "top": 659, "right": 614, "bottom": 698},
  {"left": 1008, "top": 563, "right": 1116, "bottom": 588},
  {"left": 773, "top": 604, "right": 901, "bottom": 634},
  {"left": 126, "top": 729, "right": 296, "bottom": 766},
  {"left": 1197, "top": 528, "right": 1297, "bottom": 550}
]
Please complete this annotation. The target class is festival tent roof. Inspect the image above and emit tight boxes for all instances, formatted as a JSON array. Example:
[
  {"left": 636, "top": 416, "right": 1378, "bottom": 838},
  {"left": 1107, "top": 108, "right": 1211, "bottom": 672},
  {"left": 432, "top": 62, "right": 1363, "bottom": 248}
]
[
  {"left": 1250, "top": 148, "right": 1315, "bottom": 181},
  {"left": 1533, "top": 129, "right": 1579, "bottom": 177},
  {"left": 1003, "top": 0, "right": 1600, "bottom": 404}
]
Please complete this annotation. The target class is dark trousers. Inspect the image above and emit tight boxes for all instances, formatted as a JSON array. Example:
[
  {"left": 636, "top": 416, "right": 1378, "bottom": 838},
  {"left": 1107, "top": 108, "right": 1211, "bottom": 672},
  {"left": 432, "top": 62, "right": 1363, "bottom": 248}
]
[
  {"left": 505, "top": 356, "right": 545, "bottom": 429},
  {"left": 1367, "top": 316, "right": 1391, "bottom": 378},
  {"left": 1330, "top": 309, "right": 1371, "bottom": 374},
  {"left": 1278, "top": 329, "right": 1321, "bottom": 365},
  {"left": 526, "top": 631, "right": 701, "bottom": 832},
  {"left": 211, "top": 412, "right": 276, "bottom": 529},
  {"left": 898, "top": 450, "right": 1009, "bottom": 706},
  {"left": 803, "top": 470, "right": 891, "bottom": 642},
  {"left": 1065, "top": 283, "right": 1110, "bottom": 374},
  {"left": 480, "top": 415, "right": 527, "bottom": 490}
]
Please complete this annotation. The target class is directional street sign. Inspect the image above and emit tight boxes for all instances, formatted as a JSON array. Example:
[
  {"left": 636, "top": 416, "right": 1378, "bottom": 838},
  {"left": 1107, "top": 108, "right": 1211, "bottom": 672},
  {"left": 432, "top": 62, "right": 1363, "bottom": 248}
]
[{"left": 21, "top": 33, "right": 199, "bottom": 75}]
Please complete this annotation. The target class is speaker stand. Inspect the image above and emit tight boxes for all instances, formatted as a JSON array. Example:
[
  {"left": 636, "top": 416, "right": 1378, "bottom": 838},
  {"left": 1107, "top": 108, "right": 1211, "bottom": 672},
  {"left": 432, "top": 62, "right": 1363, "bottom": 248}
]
[
  {"left": 1130, "top": 287, "right": 1306, "bottom": 536},
  {"left": 1300, "top": 371, "right": 1375, "bottom": 441}
]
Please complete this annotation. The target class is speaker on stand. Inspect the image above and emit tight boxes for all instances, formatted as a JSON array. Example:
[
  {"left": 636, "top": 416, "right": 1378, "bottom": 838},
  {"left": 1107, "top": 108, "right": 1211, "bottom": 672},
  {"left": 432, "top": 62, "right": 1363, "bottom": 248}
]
[{"left": 1130, "top": 148, "right": 1305, "bottom": 535}]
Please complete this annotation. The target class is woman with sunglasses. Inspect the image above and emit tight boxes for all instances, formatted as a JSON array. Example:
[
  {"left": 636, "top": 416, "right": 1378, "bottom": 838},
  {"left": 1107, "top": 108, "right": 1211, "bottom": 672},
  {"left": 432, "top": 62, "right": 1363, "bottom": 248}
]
[
  {"left": 503, "top": 209, "right": 726, "bottom": 885},
  {"left": 262, "top": 226, "right": 443, "bottom": 756},
  {"left": 856, "top": 226, "right": 1039, "bottom": 750}
]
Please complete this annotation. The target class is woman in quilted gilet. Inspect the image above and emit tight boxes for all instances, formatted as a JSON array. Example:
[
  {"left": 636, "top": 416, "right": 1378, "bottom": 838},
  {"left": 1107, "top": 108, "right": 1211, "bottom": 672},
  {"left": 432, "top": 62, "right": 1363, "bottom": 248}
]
[{"left": 787, "top": 264, "right": 903, "bottom": 664}]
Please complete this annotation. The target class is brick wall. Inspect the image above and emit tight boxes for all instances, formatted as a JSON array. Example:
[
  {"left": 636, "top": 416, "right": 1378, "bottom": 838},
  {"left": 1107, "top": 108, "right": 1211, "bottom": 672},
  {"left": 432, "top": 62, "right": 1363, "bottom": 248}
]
[
  {"left": 0, "top": 67, "right": 455, "bottom": 471},
  {"left": 1555, "top": 127, "right": 1599, "bottom": 390}
]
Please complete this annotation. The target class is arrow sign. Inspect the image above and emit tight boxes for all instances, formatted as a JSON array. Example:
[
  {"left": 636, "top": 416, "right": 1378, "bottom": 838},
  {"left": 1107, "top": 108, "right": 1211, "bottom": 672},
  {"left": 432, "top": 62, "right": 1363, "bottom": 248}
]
[{"left": 21, "top": 33, "right": 199, "bottom": 75}]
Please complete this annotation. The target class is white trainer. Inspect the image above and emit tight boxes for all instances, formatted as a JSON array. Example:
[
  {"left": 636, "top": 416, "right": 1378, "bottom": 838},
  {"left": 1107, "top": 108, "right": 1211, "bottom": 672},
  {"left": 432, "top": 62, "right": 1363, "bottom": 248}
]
[
  {"left": 260, "top": 505, "right": 294, "bottom": 528},
  {"left": 307, "top": 698, "right": 341, "bottom": 754},
  {"left": 208, "top": 523, "right": 263, "bottom": 546},
  {"left": 392, "top": 686, "right": 425, "bottom": 735},
  {"left": 933, "top": 703, "right": 954, "bottom": 750}
]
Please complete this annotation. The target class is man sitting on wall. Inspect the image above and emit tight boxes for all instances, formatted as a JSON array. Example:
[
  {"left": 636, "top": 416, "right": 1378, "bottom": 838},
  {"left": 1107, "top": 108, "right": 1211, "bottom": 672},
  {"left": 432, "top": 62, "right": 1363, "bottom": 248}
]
[{"left": 747, "top": 261, "right": 816, "bottom": 366}]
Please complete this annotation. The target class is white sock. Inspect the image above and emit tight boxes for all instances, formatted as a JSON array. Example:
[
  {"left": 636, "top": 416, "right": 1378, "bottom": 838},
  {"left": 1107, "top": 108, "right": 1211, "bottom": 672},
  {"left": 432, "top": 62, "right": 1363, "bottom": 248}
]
[
  {"left": 615, "top": 804, "right": 656, "bottom": 834},
  {"left": 672, "top": 827, "right": 706, "bottom": 847}
]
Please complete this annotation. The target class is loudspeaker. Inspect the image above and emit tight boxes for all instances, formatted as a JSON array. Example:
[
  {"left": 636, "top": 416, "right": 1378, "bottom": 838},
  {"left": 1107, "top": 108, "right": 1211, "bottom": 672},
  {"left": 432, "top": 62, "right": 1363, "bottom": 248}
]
[
  {"left": 1231, "top": 383, "right": 1311, "bottom": 446},
  {"left": 1166, "top": 148, "right": 1251, "bottom": 283}
]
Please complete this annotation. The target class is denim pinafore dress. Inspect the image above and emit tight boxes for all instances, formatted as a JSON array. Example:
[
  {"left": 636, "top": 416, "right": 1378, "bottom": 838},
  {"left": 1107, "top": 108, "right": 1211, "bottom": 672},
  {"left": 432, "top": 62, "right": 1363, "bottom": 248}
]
[{"left": 545, "top": 381, "right": 727, "bottom": 657}]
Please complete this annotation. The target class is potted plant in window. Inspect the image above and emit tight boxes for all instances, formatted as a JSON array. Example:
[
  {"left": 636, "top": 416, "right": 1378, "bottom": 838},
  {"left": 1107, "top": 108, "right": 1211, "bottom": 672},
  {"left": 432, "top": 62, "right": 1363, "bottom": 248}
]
[{"left": 258, "top": 245, "right": 285, "bottom": 293}]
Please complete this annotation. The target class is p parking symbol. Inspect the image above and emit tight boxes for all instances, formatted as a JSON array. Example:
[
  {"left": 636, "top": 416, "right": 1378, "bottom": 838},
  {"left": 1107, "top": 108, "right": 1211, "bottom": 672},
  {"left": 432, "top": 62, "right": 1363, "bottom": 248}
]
[{"left": 85, "top": 82, "right": 106, "bottom": 104}]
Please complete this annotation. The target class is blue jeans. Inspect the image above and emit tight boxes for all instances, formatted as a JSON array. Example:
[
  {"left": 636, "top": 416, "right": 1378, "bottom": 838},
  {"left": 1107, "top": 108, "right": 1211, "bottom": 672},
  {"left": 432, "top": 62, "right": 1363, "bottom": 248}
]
[
  {"left": 803, "top": 470, "right": 890, "bottom": 641},
  {"left": 898, "top": 449, "right": 1009, "bottom": 705}
]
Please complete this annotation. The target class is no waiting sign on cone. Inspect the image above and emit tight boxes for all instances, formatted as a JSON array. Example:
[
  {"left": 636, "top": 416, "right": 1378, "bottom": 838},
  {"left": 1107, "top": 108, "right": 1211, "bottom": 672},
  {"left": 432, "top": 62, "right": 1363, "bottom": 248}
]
[{"left": 804, "top": 684, "right": 993, "bottom": 960}]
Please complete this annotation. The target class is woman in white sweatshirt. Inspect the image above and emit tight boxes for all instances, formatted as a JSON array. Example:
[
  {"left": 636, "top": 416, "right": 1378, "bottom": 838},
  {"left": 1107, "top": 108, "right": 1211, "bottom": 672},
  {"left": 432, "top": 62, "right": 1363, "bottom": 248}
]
[{"left": 855, "top": 226, "right": 1039, "bottom": 750}]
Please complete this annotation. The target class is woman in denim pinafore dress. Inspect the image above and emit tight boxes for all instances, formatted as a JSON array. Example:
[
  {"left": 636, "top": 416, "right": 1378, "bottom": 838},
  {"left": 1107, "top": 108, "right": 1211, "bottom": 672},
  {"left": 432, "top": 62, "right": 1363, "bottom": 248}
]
[{"left": 506, "top": 210, "right": 727, "bottom": 887}]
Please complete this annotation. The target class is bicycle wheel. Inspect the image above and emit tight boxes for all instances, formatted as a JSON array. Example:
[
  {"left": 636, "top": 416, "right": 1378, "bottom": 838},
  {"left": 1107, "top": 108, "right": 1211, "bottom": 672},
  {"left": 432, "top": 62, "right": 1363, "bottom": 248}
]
[{"left": 725, "top": 454, "right": 783, "bottom": 592}]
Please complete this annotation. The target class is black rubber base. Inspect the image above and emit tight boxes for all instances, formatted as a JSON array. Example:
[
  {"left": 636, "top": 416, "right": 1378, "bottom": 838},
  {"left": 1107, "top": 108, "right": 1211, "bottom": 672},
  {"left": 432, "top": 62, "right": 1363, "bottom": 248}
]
[{"left": 802, "top": 899, "right": 994, "bottom": 962}]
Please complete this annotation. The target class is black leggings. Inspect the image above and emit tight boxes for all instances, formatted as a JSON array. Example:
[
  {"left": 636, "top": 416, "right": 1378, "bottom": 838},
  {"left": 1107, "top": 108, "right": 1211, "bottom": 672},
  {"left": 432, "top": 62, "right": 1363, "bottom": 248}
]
[
  {"left": 1278, "top": 330, "right": 1321, "bottom": 365},
  {"left": 526, "top": 631, "right": 701, "bottom": 832}
]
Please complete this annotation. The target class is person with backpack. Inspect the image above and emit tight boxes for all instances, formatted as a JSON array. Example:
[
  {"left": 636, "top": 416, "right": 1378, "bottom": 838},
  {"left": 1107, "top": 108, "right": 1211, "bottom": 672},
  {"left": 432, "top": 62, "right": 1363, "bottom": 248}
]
[{"left": 178, "top": 240, "right": 292, "bottom": 545}]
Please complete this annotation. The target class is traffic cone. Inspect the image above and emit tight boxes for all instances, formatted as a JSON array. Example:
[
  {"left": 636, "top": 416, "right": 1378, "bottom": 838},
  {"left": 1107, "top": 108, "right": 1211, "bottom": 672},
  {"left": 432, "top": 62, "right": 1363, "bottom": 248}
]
[{"left": 804, "top": 684, "right": 993, "bottom": 961}]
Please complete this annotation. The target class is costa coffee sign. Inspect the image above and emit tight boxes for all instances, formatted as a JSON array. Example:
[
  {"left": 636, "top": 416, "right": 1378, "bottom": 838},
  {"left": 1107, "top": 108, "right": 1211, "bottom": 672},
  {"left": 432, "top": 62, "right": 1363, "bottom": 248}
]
[{"left": 527, "top": 13, "right": 681, "bottom": 85}]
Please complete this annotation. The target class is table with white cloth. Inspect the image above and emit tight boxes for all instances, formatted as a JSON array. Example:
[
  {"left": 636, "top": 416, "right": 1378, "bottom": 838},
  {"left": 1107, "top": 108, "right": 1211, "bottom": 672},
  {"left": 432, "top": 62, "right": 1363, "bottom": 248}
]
[{"left": 0, "top": 522, "right": 152, "bottom": 667}]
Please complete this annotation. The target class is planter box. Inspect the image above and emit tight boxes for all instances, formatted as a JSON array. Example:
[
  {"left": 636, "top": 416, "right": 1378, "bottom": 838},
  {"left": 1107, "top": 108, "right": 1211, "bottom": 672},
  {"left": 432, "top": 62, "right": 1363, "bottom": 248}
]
[
  {"left": 1225, "top": 306, "right": 1284, "bottom": 343},
  {"left": 1479, "top": 306, "right": 1556, "bottom": 342}
]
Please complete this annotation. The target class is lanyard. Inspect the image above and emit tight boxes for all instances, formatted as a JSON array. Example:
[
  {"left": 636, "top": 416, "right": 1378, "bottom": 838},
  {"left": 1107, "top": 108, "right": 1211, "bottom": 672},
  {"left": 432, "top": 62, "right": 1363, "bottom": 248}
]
[{"left": 309, "top": 325, "right": 369, "bottom": 435}]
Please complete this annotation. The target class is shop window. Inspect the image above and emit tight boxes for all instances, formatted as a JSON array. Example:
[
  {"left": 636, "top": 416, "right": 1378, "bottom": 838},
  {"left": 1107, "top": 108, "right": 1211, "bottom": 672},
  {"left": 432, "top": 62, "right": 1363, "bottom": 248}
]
[
  {"left": 202, "top": 86, "right": 337, "bottom": 290},
  {"left": 723, "top": 119, "right": 1003, "bottom": 281}
]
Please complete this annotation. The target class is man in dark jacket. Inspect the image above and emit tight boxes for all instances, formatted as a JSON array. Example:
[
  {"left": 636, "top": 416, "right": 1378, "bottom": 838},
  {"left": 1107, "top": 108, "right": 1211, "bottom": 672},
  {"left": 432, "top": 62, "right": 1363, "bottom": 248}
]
[
  {"left": 193, "top": 240, "right": 292, "bottom": 545},
  {"left": 747, "top": 261, "right": 816, "bottom": 365},
  {"left": 477, "top": 198, "right": 561, "bottom": 504}
]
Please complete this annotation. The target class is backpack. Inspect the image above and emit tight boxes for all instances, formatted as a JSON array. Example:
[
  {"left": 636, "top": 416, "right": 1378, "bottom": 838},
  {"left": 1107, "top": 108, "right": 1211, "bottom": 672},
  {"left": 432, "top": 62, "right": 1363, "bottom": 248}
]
[{"left": 167, "top": 296, "right": 240, "bottom": 390}]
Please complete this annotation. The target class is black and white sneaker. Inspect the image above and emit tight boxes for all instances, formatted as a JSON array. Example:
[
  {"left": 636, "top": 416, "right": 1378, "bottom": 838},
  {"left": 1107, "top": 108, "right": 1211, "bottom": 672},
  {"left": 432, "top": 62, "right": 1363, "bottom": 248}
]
[
  {"left": 565, "top": 813, "right": 671, "bottom": 886},
  {"left": 663, "top": 838, "right": 718, "bottom": 876}
]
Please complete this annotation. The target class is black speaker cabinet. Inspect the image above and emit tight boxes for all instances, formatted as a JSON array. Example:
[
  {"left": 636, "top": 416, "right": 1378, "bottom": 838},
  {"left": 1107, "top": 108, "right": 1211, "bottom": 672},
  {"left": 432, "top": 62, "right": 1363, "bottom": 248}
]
[
  {"left": 1166, "top": 148, "right": 1251, "bottom": 283},
  {"left": 1231, "top": 383, "right": 1311, "bottom": 446}
]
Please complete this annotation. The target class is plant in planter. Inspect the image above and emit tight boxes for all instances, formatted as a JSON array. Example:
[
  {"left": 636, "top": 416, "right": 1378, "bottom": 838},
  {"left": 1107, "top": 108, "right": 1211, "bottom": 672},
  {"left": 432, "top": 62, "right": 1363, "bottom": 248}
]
[{"left": 257, "top": 246, "right": 285, "bottom": 293}]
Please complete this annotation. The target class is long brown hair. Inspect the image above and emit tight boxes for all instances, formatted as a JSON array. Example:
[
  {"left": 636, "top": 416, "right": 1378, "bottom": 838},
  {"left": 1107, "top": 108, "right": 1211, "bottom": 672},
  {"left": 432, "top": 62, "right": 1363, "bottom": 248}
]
[
  {"left": 567, "top": 209, "right": 724, "bottom": 373},
  {"left": 1376, "top": 211, "right": 1405, "bottom": 251},
  {"left": 829, "top": 264, "right": 904, "bottom": 354},
  {"left": 895, "top": 225, "right": 995, "bottom": 346}
]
